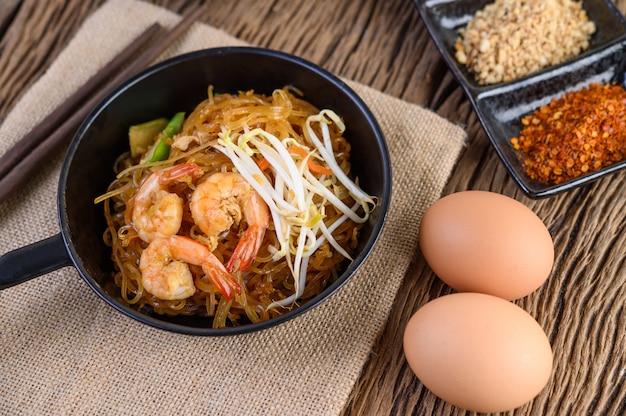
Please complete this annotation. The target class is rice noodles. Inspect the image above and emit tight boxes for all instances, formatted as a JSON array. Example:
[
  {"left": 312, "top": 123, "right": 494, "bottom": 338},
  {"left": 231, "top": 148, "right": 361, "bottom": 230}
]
[{"left": 98, "top": 86, "right": 376, "bottom": 328}]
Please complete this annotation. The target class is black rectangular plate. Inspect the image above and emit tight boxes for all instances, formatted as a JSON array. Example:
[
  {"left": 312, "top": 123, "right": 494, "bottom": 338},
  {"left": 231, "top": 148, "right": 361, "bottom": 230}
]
[{"left": 414, "top": 0, "right": 626, "bottom": 198}]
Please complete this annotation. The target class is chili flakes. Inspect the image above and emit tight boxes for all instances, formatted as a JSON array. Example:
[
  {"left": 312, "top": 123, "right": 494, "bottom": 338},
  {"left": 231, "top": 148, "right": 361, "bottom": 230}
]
[{"left": 510, "top": 83, "right": 626, "bottom": 185}]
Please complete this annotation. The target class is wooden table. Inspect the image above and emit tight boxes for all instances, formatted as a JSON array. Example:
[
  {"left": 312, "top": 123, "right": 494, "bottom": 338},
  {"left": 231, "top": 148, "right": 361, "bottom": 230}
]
[{"left": 2, "top": 1, "right": 625, "bottom": 414}]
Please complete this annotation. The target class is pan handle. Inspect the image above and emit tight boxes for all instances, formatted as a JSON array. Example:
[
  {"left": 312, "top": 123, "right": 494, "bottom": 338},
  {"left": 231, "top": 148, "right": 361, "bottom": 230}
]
[{"left": 0, "top": 233, "right": 72, "bottom": 289}]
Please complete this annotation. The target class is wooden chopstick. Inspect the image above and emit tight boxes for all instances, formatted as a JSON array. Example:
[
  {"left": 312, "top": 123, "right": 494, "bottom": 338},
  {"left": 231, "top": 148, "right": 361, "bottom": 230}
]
[
  {"left": 0, "top": 4, "right": 206, "bottom": 205},
  {"left": 0, "top": 23, "right": 162, "bottom": 181}
]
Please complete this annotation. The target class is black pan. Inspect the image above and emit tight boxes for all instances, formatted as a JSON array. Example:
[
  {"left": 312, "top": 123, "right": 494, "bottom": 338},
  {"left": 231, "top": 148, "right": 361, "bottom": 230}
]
[{"left": 0, "top": 47, "right": 392, "bottom": 335}]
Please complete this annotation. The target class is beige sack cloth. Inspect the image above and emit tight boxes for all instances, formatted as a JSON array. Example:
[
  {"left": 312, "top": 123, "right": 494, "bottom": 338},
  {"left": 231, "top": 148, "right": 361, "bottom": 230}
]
[{"left": 0, "top": 0, "right": 466, "bottom": 414}]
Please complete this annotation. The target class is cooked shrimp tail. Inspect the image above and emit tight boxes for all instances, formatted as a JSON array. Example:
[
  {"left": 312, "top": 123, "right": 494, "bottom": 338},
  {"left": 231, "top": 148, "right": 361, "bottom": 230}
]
[
  {"left": 158, "top": 162, "right": 203, "bottom": 183},
  {"left": 227, "top": 224, "right": 266, "bottom": 272},
  {"left": 202, "top": 257, "right": 242, "bottom": 299}
]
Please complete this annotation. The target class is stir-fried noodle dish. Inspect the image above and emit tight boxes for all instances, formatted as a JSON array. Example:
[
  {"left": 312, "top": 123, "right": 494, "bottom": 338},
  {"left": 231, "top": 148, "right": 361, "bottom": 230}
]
[{"left": 96, "top": 86, "right": 376, "bottom": 328}]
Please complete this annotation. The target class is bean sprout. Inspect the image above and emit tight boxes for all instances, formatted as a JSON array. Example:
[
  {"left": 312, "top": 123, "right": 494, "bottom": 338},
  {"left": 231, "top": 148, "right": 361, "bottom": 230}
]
[{"left": 214, "top": 110, "right": 376, "bottom": 309}]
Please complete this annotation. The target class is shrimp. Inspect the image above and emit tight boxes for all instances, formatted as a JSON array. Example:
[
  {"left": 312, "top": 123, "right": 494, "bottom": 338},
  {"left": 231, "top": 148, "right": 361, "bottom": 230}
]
[
  {"left": 139, "top": 235, "right": 241, "bottom": 300},
  {"left": 132, "top": 163, "right": 203, "bottom": 243},
  {"left": 190, "top": 171, "right": 270, "bottom": 273}
]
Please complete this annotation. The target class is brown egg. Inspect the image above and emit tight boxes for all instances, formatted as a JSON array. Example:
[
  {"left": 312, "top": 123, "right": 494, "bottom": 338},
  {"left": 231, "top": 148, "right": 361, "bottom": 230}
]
[
  {"left": 419, "top": 190, "right": 554, "bottom": 300},
  {"left": 403, "top": 293, "right": 553, "bottom": 413}
]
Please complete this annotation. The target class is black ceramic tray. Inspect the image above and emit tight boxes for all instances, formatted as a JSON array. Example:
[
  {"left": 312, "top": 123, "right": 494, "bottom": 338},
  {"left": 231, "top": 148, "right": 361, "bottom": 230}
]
[{"left": 413, "top": 0, "right": 626, "bottom": 198}]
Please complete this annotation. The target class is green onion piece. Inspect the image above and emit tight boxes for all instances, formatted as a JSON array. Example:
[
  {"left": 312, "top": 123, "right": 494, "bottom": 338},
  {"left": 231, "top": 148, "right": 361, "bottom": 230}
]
[
  {"left": 148, "top": 112, "right": 186, "bottom": 162},
  {"left": 128, "top": 117, "right": 168, "bottom": 157}
]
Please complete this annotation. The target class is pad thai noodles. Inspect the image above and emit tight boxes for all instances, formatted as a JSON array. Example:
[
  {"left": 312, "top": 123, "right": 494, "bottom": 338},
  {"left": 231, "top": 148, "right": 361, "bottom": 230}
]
[{"left": 96, "top": 86, "right": 376, "bottom": 328}]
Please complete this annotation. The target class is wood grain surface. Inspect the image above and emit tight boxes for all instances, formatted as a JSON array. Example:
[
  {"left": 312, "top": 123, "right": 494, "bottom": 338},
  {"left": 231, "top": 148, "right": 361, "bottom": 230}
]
[{"left": 1, "top": 1, "right": 625, "bottom": 415}]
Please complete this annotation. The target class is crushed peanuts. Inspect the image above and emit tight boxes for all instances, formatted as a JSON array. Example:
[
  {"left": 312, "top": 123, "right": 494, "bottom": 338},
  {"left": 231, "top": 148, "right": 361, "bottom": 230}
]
[
  {"left": 454, "top": 0, "right": 596, "bottom": 85},
  {"left": 510, "top": 83, "right": 626, "bottom": 185}
]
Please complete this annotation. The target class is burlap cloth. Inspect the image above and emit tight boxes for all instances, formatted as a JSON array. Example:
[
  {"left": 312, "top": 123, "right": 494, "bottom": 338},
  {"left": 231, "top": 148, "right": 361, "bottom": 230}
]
[{"left": 0, "top": 1, "right": 466, "bottom": 414}]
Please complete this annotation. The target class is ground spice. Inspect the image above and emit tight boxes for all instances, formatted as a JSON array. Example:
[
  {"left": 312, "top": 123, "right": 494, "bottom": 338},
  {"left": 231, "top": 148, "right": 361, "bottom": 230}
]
[
  {"left": 510, "top": 83, "right": 626, "bottom": 185},
  {"left": 454, "top": 0, "right": 596, "bottom": 85}
]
